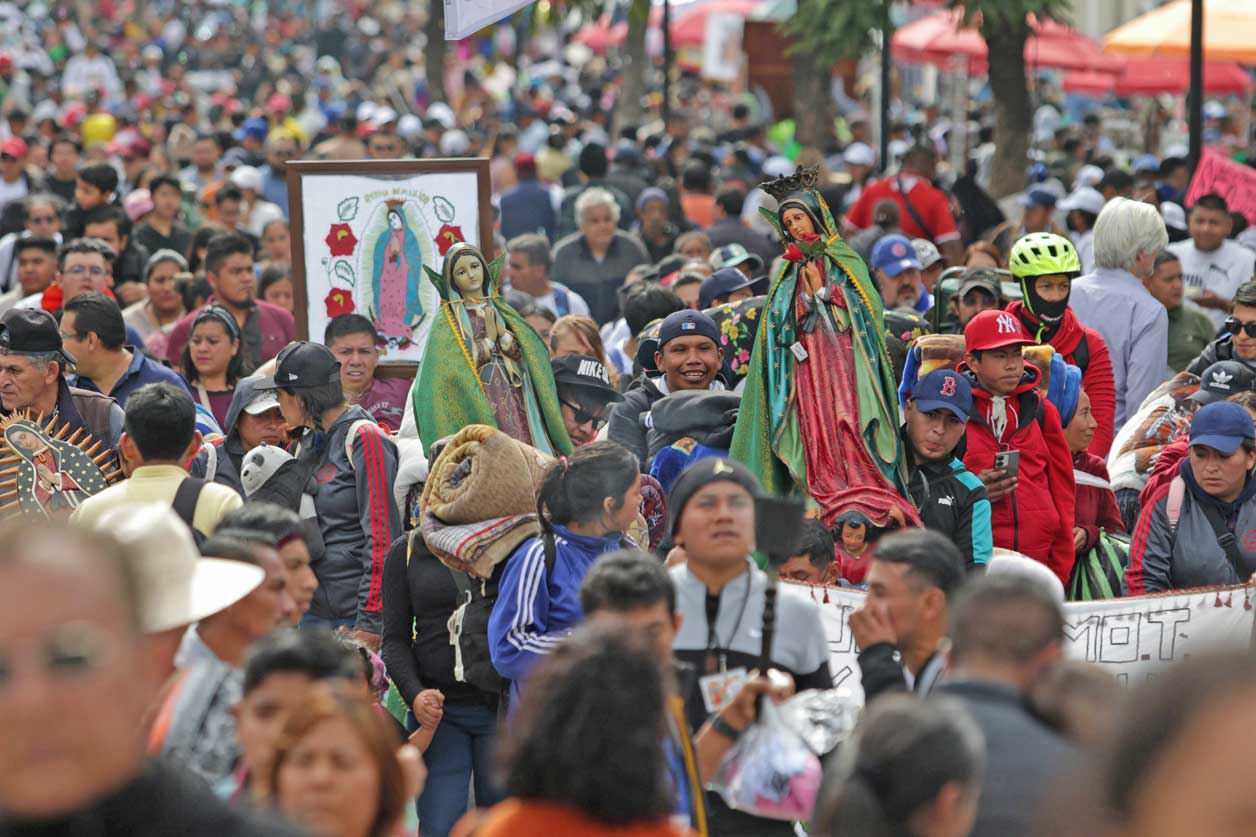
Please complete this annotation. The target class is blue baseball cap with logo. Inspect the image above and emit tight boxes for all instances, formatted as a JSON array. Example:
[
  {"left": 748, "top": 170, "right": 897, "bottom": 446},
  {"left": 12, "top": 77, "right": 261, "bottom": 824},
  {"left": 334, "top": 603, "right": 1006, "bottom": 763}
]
[
  {"left": 698, "top": 267, "right": 755, "bottom": 310},
  {"left": 910, "top": 369, "right": 973, "bottom": 421},
  {"left": 870, "top": 234, "right": 923, "bottom": 277},
  {"left": 1189, "top": 401, "right": 1256, "bottom": 455},
  {"left": 657, "top": 309, "right": 720, "bottom": 348}
]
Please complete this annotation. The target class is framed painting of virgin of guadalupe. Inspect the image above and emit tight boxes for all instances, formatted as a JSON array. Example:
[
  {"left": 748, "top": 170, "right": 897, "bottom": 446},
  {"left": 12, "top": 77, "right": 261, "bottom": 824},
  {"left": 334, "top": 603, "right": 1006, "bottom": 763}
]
[{"left": 287, "top": 158, "right": 492, "bottom": 369}]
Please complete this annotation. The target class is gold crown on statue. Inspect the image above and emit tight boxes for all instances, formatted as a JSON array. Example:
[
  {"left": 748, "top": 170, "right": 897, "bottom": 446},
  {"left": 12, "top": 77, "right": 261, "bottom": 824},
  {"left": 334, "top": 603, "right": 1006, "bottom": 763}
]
[{"left": 760, "top": 165, "right": 821, "bottom": 201}]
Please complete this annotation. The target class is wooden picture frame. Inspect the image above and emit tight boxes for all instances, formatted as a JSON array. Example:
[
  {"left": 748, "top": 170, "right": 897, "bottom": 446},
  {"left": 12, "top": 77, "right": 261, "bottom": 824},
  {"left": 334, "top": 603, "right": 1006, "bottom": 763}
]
[{"left": 286, "top": 158, "right": 493, "bottom": 373}]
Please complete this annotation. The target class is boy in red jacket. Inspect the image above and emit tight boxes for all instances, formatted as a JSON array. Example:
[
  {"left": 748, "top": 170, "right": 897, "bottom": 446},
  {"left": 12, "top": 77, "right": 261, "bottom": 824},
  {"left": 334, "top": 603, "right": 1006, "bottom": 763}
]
[
  {"left": 1006, "top": 232, "right": 1116, "bottom": 458},
  {"left": 959, "top": 309, "right": 1077, "bottom": 583}
]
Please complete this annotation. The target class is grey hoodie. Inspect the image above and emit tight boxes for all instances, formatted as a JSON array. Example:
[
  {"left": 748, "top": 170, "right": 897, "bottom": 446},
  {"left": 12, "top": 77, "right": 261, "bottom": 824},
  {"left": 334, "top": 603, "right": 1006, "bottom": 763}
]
[{"left": 188, "top": 376, "right": 269, "bottom": 496}]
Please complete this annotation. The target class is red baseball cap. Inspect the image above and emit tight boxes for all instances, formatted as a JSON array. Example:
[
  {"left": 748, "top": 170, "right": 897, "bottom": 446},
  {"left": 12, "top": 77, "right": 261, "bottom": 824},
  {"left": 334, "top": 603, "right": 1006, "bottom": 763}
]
[
  {"left": 0, "top": 137, "right": 26, "bottom": 158},
  {"left": 964, "top": 309, "right": 1034, "bottom": 353},
  {"left": 268, "top": 93, "right": 292, "bottom": 112}
]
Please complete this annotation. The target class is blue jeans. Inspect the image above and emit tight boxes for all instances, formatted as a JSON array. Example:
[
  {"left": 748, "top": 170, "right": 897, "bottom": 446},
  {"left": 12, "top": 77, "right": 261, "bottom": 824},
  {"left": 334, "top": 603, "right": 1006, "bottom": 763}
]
[
  {"left": 412, "top": 701, "right": 502, "bottom": 837},
  {"left": 299, "top": 613, "right": 356, "bottom": 631}
]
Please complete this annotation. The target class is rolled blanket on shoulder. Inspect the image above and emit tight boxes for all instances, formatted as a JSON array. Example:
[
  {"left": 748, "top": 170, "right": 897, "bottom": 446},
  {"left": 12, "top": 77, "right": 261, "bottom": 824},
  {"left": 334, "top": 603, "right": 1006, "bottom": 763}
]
[{"left": 420, "top": 424, "right": 554, "bottom": 524}]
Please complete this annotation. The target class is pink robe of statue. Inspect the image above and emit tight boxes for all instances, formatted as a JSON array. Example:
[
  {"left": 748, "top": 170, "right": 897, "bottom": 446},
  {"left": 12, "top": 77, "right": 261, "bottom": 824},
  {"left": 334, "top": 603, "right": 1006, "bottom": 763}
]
[{"left": 377, "top": 228, "right": 410, "bottom": 338}]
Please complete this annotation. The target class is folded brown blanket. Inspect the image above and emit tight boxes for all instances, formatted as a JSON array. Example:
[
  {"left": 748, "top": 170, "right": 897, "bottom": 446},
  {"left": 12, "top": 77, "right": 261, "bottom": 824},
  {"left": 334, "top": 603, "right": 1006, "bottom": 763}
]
[
  {"left": 421, "top": 511, "right": 542, "bottom": 579},
  {"left": 420, "top": 424, "right": 554, "bottom": 524}
]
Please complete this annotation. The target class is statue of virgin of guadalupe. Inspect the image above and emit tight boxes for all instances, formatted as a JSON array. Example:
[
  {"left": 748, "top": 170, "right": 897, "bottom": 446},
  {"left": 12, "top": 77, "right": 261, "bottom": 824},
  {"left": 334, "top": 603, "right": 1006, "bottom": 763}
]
[
  {"left": 730, "top": 167, "right": 920, "bottom": 542},
  {"left": 413, "top": 242, "right": 572, "bottom": 457}
]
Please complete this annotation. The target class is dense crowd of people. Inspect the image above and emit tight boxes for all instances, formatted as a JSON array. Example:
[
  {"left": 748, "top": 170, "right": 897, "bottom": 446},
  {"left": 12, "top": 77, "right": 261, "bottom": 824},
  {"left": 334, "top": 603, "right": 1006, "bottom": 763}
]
[{"left": 2, "top": 3, "right": 1256, "bottom": 837}]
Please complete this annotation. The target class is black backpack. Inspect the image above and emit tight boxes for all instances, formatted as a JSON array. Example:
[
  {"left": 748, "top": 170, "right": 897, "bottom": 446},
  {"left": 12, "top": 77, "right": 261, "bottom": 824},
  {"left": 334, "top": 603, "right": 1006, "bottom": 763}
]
[
  {"left": 172, "top": 478, "right": 209, "bottom": 548},
  {"left": 411, "top": 529, "right": 557, "bottom": 695}
]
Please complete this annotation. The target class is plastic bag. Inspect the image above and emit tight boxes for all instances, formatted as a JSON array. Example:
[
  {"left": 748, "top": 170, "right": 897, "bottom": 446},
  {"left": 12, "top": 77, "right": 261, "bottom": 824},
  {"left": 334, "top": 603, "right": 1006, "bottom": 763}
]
[
  {"left": 709, "top": 698, "right": 823, "bottom": 821},
  {"left": 778, "top": 688, "right": 862, "bottom": 756}
]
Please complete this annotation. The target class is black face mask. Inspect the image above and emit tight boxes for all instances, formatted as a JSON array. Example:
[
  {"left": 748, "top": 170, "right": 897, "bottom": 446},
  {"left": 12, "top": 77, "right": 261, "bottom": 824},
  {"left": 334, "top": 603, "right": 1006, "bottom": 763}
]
[{"left": 1023, "top": 276, "right": 1070, "bottom": 326}]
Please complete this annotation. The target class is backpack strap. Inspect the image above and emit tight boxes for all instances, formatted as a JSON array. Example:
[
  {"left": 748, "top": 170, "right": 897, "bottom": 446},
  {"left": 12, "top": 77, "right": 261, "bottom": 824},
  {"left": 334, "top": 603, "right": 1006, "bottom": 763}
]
[
  {"left": 1167, "top": 476, "right": 1186, "bottom": 532},
  {"left": 446, "top": 565, "right": 475, "bottom": 683},
  {"left": 343, "top": 419, "right": 384, "bottom": 471},
  {"left": 1196, "top": 499, "right": 1247, "bottom": 578},
  {"left": 172, "top": 477, "right": 206, "bottom": 532},
  {"left": 1073, "top": 332, "right": 1090, "bottom": 375},
  {"left": 542, "top": 526, "right": 558, "bottom": 576}
]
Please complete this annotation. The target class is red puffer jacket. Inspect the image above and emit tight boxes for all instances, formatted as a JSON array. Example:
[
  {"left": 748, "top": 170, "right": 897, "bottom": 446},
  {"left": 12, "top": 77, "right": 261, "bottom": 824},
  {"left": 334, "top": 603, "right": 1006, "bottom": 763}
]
[
  {"left": 1009, "top": 301, "right": 1117, "bottom": 458},
  {"left": 959, "top": 362, "right": 1078, "bottom": 583}
]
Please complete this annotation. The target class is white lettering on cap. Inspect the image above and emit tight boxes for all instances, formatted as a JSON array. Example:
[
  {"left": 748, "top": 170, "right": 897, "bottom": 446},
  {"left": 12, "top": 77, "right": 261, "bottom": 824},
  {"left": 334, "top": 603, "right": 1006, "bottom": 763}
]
[
  {"left": 576, "top": 358, "right": 610, "bottom": 385},
  {"left": 996, "top": 313, "right": 1018, "bottom": 335}
]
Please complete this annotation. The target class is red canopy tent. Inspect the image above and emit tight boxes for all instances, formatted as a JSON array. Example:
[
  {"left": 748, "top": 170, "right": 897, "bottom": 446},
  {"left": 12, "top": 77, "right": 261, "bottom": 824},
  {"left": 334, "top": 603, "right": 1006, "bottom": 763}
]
[
  {"left": 1061, "top": 70, "right": 1115, "bottom": 96},
  {"left": 1061, "top": 58, "right": 1252, "bottom": 98},
  {"left": 1114, "top": 57, "right": 1252, "bottom": 96},
  {"left": 891, "top": 8, "right": 1123, "bottom": 74},
  {"left": 572, "top": 0, "right": 763, "bottom": 52}
]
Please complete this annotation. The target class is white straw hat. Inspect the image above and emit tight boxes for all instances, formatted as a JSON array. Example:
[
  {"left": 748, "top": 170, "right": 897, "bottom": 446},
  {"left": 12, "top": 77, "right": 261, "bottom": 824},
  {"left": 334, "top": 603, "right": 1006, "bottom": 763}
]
[{"left": 91, "top": 504, "right": 264, "bottom": 633}]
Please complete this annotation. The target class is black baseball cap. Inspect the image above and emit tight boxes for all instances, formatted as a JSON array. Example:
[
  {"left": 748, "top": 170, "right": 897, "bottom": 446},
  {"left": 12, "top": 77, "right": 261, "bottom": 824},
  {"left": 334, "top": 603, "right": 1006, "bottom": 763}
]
[
  {"left": 0, "top": 308, "right": 74, "bottom": 365},
  {"left": 1189, "top": 360, "right": 1256, "bottom": 406},
  {"left": 253, "top": 341, "right": 341, "bottom": 391},
  {"left": 551, "top": 354, "right": 623, "bottom": 404}
]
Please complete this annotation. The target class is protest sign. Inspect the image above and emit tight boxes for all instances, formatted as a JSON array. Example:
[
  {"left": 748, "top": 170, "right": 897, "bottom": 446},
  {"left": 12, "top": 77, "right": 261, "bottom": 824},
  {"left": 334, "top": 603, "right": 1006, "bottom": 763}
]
[
  {"left": 1185, "top": 149, "right": 1256, "bottom": 224},
  {"left": 789, "top": 581, "right": 1256, "bottom": 704}
]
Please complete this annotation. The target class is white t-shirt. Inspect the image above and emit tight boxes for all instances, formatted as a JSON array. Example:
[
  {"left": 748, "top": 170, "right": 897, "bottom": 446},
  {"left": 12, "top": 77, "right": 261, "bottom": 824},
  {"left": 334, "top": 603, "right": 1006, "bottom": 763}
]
[
  {"left": 0, "top": 177, "right": 28, "bottom": 216},
  {"left": 1169, "top": 239, "right": 1256, "bottom": 327}
]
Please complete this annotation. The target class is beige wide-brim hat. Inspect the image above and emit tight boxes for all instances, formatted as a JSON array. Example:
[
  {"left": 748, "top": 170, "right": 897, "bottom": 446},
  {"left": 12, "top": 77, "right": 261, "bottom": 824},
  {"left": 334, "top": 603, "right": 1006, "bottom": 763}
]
[{"left": 90, "top": 503, "right": 264, "bottom": 633}]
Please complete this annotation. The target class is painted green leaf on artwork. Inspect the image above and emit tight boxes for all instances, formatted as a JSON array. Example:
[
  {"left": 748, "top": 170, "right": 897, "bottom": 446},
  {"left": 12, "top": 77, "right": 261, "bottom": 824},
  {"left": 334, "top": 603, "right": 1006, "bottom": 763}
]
[
  {"left": 433, "top": 196, "right": 455, "bottom": 224},
  {"left": 333, "top": 259, "right": 355, "bottom": 286},
  {"left": 337, "top": 197, "right": 360, "bottom": 222}
]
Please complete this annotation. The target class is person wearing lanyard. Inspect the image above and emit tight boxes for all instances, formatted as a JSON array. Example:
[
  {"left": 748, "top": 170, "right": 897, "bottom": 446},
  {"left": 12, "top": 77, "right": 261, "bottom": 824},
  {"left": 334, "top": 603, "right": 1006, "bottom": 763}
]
[
  {"left": 179, "top": 304, "right": 250, "bottom": 429},
  {"left": 666, "top": 457, "right": 832, "bottom": 837}
]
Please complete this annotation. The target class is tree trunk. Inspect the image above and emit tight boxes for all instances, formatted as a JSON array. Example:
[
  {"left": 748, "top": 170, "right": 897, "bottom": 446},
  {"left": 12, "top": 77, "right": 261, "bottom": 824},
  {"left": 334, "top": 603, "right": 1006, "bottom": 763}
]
[
  {"left": 792, "top": 49, "right": 834, "bottom": 149},
  {"left": 616, "top": 0, "right": 651, "bottom": 132},
  {"left": 982, "top": 17, "right": 1031, "bottom": 199},
  {"left": 425, "top": 0, "right": 448, "bottom": 104}
]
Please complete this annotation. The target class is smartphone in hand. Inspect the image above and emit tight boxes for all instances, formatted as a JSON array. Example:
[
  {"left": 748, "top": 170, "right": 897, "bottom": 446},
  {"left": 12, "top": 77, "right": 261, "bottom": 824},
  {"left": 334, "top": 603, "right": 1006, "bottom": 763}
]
[{"left": 992, "top": 449, "right": 1020, "bottom": 477}]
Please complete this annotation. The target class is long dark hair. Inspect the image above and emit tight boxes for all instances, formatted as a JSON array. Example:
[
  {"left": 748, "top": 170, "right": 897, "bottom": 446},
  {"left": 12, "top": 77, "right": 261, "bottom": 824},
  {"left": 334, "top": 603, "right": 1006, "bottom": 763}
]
[
  {"left": 813, "top": 695, "right": 984, "bottom": 837},
  {"left": 535, "top": 441, "right": 638, "bottom": 531},
  {"left": 498, "top": 623, "right": 673, "bottom": 824},
  {"left": 180, "top": 305, "right": 251, "bottom": 386}
]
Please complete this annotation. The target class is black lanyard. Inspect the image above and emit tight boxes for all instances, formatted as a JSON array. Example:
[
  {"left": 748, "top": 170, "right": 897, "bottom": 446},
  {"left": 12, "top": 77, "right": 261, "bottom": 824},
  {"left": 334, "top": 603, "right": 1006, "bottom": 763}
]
[{"left": 703, "top": 570, "right": 752, "bottom": 675}]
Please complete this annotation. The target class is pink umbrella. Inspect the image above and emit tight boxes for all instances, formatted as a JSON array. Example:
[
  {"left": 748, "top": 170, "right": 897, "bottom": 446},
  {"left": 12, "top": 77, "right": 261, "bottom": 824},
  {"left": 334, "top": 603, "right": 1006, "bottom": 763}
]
[
  {"left": 1113, "top": 57, "right": 1252, "bottom": 96},
  {"left": 892, "top": 8, "right": 1123, "bottom": 74},
  {"left": 572, "top": 18, "right": 629, "bottom": 52}
]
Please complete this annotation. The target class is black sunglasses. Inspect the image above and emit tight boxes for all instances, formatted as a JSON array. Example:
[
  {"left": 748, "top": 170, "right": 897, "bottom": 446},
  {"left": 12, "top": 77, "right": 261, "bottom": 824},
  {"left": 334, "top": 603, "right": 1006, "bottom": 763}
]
[
  {"left": 560, "top": 399, "right": 607, "bottom": 429},
  {"left": 1225, "top": 318, "right": 1256, "bottom": 338}
]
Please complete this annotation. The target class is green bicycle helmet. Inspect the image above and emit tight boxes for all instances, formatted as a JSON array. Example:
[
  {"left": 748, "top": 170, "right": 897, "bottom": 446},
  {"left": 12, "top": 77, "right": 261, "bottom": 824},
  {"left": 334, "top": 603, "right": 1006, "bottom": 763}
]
[{"left": 1008, "top": 232, "right": 1081, "bottom": 279}]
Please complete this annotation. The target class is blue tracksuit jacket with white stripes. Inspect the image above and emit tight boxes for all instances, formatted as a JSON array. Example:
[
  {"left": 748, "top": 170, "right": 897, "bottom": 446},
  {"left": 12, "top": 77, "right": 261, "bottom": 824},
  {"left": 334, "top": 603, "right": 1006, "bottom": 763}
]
[{"left": 488, "top": 524, "right": 629, "bottom": 703}]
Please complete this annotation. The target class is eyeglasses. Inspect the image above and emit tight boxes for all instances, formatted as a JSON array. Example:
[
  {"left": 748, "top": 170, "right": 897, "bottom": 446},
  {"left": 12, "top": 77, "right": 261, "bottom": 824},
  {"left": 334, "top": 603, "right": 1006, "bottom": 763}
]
[
  {"left": 0, "top": 154, "right": 15, "bottom": 163},
  {"left": 1225, "top": 318, "right": 1256, "bottom": 338},
  {"left": 59, "top": 331, "right": 85, "bottom": 342},
  {"left": 560, "top": 399, "right": 607, "bottom": 430},
  {"left": 961, "top": 290, "right": 997, "bottom": 306},
  {"left": 65, "top": 265, "right": 108, "bottom": 278}
]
